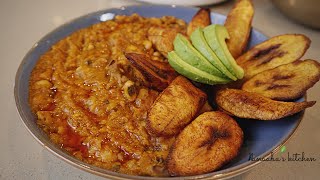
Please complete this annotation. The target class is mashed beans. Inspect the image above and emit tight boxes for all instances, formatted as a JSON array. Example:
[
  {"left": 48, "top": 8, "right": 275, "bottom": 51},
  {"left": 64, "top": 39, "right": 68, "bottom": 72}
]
[{"left": 29, "top": 14, "right": 186, "bottom": 176}]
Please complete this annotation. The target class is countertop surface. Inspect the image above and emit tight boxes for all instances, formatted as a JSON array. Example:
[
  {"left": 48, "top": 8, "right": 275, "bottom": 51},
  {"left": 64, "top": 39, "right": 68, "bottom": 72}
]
[{"left": 1, "top": 0, "right": 319, "bottom": 179}]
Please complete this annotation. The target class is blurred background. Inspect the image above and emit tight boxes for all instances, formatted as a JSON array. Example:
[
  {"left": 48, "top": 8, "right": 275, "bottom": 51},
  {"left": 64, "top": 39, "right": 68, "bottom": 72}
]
[{"left": 1, "top": 0, "right": 319, "bottom": 179}]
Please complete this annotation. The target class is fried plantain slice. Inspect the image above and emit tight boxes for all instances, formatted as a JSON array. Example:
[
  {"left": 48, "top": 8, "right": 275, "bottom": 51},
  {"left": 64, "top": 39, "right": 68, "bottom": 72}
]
[
  {"left": 147, "top": 76, "right": 207, "bottom": 137},
  {"left": 237, "top": 34, "right": 311, "bottom": 80},
  {"left": 242, "top": 60, "right": 320, "bottom": 100},
  {"left": 187, "top": 8, "right": 211, "bottom": 37},
  {"left": 148, "top": 27, "right": 179, "bottom": 57},
  {"left": 167, "top": 111, "right": 243, "bottom": 176},
  {"left": 198, "top": 101, "right": 213, "bottom": 114},
  {"left": 225, "top": 0, "right": 254, "bottom": 59},
  {"left": 125, "top": 53, "right": 178, "bottom": 91},
  {"left": 216, "top": 89, "right": 315, "bottom": 120}
]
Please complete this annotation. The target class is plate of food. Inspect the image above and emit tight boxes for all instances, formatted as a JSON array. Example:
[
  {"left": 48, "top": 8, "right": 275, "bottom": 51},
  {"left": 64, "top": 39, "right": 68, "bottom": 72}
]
[{"left": 15, "top": 0, "right": 320, "bottom": 179}]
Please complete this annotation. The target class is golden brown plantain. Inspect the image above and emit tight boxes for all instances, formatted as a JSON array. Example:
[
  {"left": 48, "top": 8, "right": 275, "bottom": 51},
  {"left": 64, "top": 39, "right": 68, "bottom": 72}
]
[
  {"left": 237, "top": 34, "right": 311, "bottom": 80},
  {"left": 187, "top": 8, "right": 211, "bottom": 37},
  {"left": 167, "top": 111, "right": 243, "bottom": 176},
  {"left": 216, "top": 89, "right": 315, "bottom": 120},
  {"left": 198, "top": 101, "right": 213, "bottom": 114},
  {"left": 125, "top": 53, "right": 178, "bottom": 91},
  {"left": 146, "top": 76, "right": 207, "bottom": 137},
  {"left": 225, "top": 0, "right": 254, "bottom": 59},
  {"left": 148, "top": 27, "right": 179, "bottom": 57},
  {"left": 242, "top": 60, "right": 320, "bottom": 100}
]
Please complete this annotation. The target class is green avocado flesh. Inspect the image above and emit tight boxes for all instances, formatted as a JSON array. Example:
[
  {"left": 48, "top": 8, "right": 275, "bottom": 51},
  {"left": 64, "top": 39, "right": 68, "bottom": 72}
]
[
  {"left": 173, "top": 34, "right": 227, "bottom": 79},
  {"left": 168, "top": 51, "right": 231, "bottom": 85},
  {"left": 203, "top": 24, "right": 244, "bottom": 79},
  {"left": 190, "top": 28, "right": 237, "bottom": 81}
]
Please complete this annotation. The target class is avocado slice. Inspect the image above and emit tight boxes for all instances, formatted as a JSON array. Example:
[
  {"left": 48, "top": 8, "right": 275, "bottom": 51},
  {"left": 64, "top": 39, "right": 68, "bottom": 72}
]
[
  {"left": 190, "top": 28, "right": 237, "bottom": 81},
  {"left": 203, "top": 24, "right": 244, "bottom": 79},
  {"left": 173, "top": 34, "right": 228, "bottom": 79},
  {"left": 168, "top": 51, "right": 231, "bottom": 85}
]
